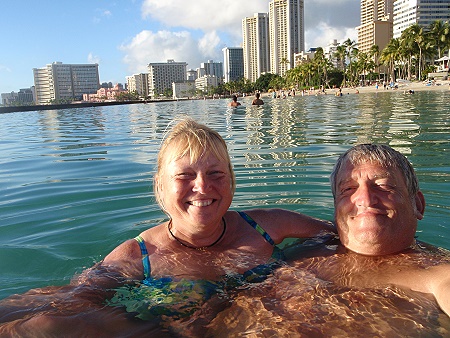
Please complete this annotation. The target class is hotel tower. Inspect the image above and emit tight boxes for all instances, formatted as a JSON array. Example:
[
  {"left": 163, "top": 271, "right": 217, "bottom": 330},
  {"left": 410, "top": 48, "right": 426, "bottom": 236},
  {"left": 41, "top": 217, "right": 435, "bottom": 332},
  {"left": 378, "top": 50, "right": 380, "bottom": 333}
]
[
  {"left": 357, "top": 0, "right": 394, "bottom": 55},
  {"left": 393, "top": 0, "right": 450, "bottom": 39},
  {"left": 242, "top": 13, "right": 271, "bottom": 82},
  {"left": 269, "top": 0, "right": 305, "bottom": 76}
]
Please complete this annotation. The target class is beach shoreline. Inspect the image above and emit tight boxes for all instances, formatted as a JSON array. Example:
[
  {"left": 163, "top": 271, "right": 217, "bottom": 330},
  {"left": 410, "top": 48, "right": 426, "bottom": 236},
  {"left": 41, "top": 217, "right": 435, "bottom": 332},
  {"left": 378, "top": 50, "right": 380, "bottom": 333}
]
[
  {"left": 347, "top": 79, "right": 450, "bottom": 95},
  {"left": 262, "top": 80, "right": 450, "bottom": 97}
]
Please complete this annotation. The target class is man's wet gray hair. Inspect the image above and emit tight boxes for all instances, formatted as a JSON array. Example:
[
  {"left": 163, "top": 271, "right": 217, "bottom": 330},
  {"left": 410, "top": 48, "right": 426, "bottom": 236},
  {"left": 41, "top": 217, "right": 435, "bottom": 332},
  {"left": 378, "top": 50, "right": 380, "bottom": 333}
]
[{"left": 330, "top": 144, "right": 420, "bottom": 199}]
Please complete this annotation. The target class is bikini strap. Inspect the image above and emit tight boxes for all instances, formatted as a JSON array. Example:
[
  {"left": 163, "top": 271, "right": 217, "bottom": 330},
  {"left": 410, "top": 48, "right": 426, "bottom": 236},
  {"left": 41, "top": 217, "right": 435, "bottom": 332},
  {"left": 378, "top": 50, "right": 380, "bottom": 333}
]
[
  {"left": 134, "top": 235, "right": 151, "bottom": 280},
  {"left": 237, "top": 211, "right": 275, "bottom": 246}
]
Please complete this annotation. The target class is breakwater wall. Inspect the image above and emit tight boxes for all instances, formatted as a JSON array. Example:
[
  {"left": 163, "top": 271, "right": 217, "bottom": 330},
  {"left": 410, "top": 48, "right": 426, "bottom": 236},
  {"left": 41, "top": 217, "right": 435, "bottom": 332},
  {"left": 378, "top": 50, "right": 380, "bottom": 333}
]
[{"left": 0, "top": 99, "right": 176, "bottom": 114}]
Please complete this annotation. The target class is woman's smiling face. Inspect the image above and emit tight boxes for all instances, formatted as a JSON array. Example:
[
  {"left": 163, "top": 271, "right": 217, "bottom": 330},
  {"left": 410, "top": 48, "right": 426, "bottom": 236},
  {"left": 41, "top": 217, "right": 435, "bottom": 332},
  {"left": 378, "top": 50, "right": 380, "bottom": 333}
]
[{"left": 158, "top": 150, "right": 233, "bottom": 227}]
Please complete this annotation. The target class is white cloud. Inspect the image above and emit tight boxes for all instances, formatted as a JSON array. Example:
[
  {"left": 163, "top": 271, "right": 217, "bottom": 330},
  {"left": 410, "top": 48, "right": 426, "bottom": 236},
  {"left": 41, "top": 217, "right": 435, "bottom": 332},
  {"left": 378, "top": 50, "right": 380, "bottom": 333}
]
[
  {"left": 0, "top": 65, "right": 12, "bottom": 73},
  {"left": 120, "top": 0, "right": 360, "bottom": 75},
  {"left": 141, "top": 0, "right": 267, "bottom": 36},
  {"left": 87, "top": 53, "right": 101, "bottom": 64},
  {"left": 198, "top": 31, "right": 221, "bottom": 57},
  {"left": 305, "top": 23, "right": 357, "bottom": 50},
  {"left": 120, "top": 30, "right": 213, "bottom": 73}
]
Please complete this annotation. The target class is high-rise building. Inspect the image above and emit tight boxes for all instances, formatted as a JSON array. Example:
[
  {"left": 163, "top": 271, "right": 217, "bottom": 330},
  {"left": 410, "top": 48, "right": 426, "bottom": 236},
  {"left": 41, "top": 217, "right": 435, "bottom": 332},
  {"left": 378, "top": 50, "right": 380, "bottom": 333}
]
[
  {"left": 33, "top": 62, "right": 99, "bottom": 104},
  {"left": 200, "top": 60, "right": 224, "bottom": 82},
  {"left": 269, "top": 0, "right": 305, "bottom": 76},
  {"left": 242, "top": 13, "right": 271, "bottom": 82},
  {"left": 393, "top": 0, "right": 450, "bottom": 39},
  {"left": 1, "top": 87, "right": 34, "bottom": 105},
  {"left": 325, "top": 39, "right": 342, "bottom": 69},
  {"left": 222, "top": 47, "right": 244, "bottom": 83},
  {"left": 187, "top": 69, "right": 198, "bottom": 81},
  {"left": 357, "top": 0, "right": 393, "bottom": 54},
  {"left": 126, "top": 73, "right": 149, "bottom": 97},
  {"left": 147, "top": 60, "right": 187, "bottom": 97}
]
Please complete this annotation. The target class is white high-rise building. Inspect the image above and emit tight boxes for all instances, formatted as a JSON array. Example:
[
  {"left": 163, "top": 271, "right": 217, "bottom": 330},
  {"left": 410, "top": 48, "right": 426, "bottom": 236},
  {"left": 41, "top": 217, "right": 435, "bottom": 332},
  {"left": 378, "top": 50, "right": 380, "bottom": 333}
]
[
  {"left": 242, "top": 13, "right": 271, "bottom": 82},
  {"left": 33, "top": 62, "right": 99, "bottom": 104},
  {"left": 126, "top": 73, "right": 149, "bottom": 97},
  {"left": 147, "top": 60, "right": 187, "bottom": 97},
  {"left": 393, "top": 0, "right": 450, "bottom": 39},
  {"left": 222, "top": 47, "right": 244, "bottom": 83},
  {"left": 269, "top": 0, "right": 305, "bottom": 76}
]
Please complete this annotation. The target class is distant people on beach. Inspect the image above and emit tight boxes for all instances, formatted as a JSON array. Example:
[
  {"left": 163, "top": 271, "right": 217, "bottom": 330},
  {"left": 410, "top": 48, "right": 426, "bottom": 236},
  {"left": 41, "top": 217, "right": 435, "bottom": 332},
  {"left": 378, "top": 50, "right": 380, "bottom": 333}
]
[
  {"left": 251, "top": 93, "right": 264, "bottom": 106},
  {"left": 228, "top": 95, "right": 241, "bottom": 107}
]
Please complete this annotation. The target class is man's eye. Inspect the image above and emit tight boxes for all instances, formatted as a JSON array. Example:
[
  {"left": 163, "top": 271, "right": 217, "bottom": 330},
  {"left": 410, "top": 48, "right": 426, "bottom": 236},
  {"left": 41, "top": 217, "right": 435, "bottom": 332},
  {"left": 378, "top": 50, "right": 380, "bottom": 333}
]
[
  {"left": 377, "top": 184, "right": 394, "bottom": 191},
  {"left": 176, "top": 173, "right": 194, "bottom": 179},
  {"left": 340, "top": 186, "right": 355, "bottom": 194}
]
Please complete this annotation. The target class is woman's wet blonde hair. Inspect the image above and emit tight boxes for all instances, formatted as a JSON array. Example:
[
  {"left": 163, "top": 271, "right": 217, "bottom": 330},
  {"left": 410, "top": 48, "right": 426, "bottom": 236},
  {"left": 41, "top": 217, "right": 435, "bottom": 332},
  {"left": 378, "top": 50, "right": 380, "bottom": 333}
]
[{"left": 154, "top": 118, "right": 236, "bottom": 211}]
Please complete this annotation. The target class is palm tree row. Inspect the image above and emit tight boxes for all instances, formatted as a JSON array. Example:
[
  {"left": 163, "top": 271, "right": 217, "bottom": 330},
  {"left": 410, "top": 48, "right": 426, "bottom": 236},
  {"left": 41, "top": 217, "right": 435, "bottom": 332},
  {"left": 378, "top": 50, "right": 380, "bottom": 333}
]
[
  {"left": 221, "top": 20, "right": 449, "bottom": 95},
  {"left": 381, "top": 20, "right": 450, "bottom": 81}
]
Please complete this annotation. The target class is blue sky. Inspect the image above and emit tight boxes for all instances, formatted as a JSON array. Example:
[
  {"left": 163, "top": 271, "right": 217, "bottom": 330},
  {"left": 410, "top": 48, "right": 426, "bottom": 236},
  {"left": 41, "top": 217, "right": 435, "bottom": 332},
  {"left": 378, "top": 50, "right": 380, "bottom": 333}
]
[{"left": 0, "top": 0, "right": 359, "bottom": 94}]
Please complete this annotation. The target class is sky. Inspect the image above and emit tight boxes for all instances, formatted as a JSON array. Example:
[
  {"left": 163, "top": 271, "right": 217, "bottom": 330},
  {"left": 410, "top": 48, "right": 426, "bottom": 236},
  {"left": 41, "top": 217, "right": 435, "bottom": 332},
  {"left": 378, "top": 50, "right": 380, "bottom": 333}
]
[{"left": 0, "top": 0, "right": 359, "bottom": 94}]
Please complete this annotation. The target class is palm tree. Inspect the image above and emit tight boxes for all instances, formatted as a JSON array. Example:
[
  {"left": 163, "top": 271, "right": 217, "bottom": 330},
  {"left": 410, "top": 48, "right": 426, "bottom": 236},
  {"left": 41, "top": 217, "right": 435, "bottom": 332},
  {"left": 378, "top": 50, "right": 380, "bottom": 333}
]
[
  {"left": 369, "top": 45, "right": 381, "bottom": 79},
  {"left": 280, "top": 57, "right": 290, "bottom": 77},
  {"left": 381, "top": 38, "right": 401, "bottom": 82},
  {"left": 344, "top": 38, "right": 357, "bottom": 85},
  {"left": 312, "top": 47, "right": 331, "bottom": 88},
  {"left": 429, "top": 20, "right": 449, "bottom": 60},
  {"left": 334, "top": 45, "right": 347, "bottom": 86},
  {"left": 402, "top": 24, "right": 427, "bottom": 80}
]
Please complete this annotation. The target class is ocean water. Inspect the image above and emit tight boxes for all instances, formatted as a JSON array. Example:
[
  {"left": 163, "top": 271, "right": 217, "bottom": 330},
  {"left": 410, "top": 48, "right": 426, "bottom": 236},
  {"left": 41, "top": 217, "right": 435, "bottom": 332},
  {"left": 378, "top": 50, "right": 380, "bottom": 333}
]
[{"left": 0, "top": 90, "right": 449, "bottom": 302}]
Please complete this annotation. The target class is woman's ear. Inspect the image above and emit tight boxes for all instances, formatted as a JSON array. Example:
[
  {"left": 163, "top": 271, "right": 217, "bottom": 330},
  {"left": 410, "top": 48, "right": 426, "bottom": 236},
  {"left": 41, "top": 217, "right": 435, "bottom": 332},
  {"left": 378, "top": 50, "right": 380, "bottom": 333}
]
[{"left": 414, "top": 190, "right": 425, "bottom": 220}]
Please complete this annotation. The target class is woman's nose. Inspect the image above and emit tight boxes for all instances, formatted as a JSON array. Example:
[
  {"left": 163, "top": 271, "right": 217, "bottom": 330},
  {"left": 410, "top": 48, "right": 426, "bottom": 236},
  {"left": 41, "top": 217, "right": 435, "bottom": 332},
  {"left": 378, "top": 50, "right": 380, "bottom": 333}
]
[{"left": 192, "top": 174, "right": 209, "bottom": 193}]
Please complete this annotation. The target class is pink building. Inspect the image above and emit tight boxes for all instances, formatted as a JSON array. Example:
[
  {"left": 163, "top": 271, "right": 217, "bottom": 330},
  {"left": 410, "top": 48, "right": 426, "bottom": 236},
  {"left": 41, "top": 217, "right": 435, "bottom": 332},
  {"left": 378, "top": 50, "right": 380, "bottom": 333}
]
[{"left": 83, "top": 84, "right": 126, "bottom": 102}]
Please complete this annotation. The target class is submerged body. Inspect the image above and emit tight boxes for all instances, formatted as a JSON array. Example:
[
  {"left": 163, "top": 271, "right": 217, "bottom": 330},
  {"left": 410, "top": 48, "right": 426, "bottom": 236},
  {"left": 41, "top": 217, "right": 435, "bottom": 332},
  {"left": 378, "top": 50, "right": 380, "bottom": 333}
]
[{"left": 170, "top": 236, "right": 450, "bottom": 337}]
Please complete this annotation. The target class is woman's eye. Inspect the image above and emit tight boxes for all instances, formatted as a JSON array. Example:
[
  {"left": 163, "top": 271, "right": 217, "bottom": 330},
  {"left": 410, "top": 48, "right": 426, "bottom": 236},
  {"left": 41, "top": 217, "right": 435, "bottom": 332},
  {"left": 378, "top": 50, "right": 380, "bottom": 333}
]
[{"left": 209, "top": 171, "right": 226, "bottom": 178}]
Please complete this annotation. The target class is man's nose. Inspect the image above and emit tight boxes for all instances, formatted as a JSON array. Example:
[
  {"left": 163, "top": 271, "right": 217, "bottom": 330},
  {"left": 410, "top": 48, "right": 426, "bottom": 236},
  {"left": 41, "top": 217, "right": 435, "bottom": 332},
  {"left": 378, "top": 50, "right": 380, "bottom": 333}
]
[{"left": 353, "top": 183, "right": 377, "bottom": 207}]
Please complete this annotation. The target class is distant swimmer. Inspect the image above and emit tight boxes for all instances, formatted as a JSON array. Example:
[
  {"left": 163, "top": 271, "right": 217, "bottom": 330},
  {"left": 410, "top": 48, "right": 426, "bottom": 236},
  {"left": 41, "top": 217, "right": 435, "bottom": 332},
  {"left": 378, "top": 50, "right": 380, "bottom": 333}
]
[
  {"left": 251, "top": 93, "right": 264, "bottom": 106},
  {"left": 228, "top": 95, "right": 241, "bottom": 107}
]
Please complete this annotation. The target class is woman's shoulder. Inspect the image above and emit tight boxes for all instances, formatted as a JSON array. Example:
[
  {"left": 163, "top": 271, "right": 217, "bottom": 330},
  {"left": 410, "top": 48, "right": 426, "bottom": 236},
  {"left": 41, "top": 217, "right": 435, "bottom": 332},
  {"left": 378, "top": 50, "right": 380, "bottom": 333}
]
[{"left": 103, "top": 238, "right": 142, "bottom": 263}]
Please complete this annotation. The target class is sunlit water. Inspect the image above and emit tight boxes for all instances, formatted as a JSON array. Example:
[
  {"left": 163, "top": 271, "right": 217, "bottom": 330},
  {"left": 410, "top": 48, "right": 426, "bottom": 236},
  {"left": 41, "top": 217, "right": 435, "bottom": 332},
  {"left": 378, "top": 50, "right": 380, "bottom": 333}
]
[{"left": 0, "top": 90, "right": 449, "bottom": 334}]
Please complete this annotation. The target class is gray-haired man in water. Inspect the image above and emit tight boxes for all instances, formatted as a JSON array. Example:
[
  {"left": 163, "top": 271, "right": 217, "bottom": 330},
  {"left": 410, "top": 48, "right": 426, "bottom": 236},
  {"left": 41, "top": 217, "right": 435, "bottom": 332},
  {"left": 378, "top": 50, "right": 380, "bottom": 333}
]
[{"left": 292, "top": 144, "right": 450, "bottom": 316}]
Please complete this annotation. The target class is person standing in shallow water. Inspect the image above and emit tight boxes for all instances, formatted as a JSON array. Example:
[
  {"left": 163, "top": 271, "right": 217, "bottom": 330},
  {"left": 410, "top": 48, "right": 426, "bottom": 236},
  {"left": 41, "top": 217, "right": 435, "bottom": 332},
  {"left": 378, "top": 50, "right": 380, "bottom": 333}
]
[
  {"left": 251, "top": 92, "right": 264, "bottom": 105},
  {"left": 228, "top": 95, "right": 241, "bottom": 107}
]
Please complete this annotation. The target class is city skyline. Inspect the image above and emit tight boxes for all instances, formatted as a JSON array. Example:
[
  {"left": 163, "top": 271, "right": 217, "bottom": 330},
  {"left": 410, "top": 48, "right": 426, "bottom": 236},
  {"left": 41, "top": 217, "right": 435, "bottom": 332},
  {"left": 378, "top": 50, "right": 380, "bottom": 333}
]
[{"left": 0, "top": 0, "right": 359, "bottom": 94}]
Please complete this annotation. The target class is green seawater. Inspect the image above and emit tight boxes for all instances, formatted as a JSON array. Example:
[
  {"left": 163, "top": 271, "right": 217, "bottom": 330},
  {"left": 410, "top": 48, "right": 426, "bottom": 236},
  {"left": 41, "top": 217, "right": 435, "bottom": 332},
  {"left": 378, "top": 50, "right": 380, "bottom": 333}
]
[{"left": 0, "top": 90, "right": 449, "bottom": 300}]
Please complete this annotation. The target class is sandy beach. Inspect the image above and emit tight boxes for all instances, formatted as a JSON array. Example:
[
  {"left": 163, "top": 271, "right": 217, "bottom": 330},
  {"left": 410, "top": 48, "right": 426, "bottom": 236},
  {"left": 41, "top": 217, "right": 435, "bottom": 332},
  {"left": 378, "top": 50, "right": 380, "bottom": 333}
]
[
  {"left": 262, "top": 79, "right": 450, "bottom": 98},
  {"left": 341, "top": 79, "right": 450, "bottom": 95}
]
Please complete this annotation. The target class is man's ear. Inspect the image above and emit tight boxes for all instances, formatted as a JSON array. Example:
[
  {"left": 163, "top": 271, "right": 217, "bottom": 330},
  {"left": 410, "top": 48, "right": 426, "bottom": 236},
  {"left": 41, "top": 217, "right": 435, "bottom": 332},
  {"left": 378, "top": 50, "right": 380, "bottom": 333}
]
[{"left": 415, "top": 191, "right": 425, "bottom": 220}]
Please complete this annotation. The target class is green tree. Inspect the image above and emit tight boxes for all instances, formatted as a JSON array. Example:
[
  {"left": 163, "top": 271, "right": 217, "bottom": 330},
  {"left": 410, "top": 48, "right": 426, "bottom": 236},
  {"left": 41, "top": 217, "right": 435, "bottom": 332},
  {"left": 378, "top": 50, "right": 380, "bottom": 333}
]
[
  {"left": 369, "top": 44, "right": 381, "bottom": 79},
  {"left": 429, "top": 20, "right": 449, "bottom": 60},
  {"left": 334, "top": 44, "right": 347, "bottom": 86},
  {"left": 254, "top": 73, "right": 281, "bottom": 92}
]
